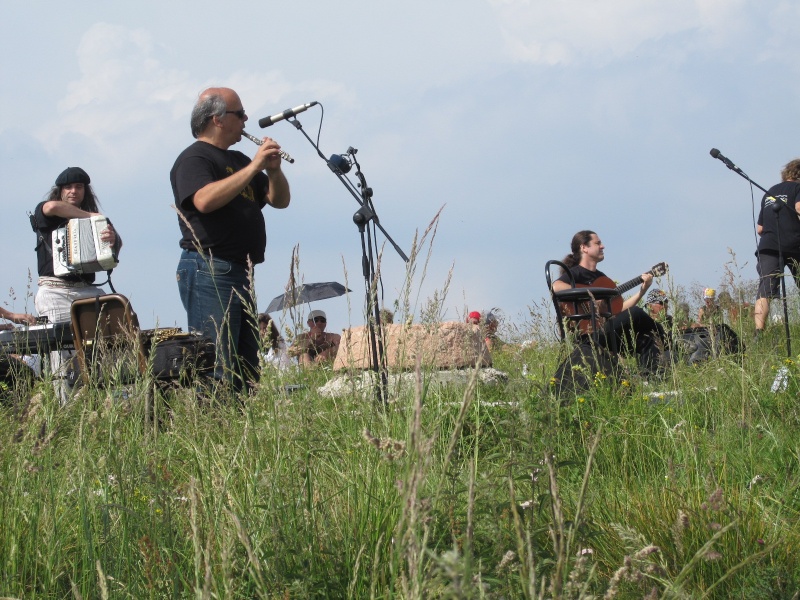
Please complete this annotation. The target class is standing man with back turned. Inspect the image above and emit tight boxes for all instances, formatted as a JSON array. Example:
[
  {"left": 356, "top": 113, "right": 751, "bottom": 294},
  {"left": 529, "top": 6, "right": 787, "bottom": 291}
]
[
  {"left": 753, "top": 159, "right": 800, "bottom": 338},
  {"left": 171, "top": 87, "right": 291, "bottom": 392}
]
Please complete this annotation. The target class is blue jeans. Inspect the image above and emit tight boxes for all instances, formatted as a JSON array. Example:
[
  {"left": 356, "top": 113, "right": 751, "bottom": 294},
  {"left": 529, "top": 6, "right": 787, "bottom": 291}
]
[{"left": 176, "top": 249, "right": 259, "bottom": 390}]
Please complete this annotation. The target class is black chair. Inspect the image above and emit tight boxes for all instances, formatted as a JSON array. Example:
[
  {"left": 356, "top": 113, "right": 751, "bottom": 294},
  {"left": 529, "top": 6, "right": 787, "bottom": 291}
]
[
  {"left": 546, "top": 260, "right": 622, "bottom": 397},
  {"left": 545, "top": 260, "right": 618, "bottom": 343}
]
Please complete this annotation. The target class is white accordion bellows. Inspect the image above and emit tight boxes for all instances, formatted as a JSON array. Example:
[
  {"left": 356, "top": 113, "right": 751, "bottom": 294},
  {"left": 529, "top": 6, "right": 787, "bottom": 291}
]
[{"left": 52, "top": 216, "right": 119, "bottom": 276}]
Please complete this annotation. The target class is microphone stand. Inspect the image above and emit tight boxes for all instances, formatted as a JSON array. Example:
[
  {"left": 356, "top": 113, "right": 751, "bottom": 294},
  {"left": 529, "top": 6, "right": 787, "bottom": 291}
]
[
  {"left": 712, "top": 154, "right": 791, "bottom": 357},
  {"left": 770, "top": 201, "right": 791, "bottom": 357},
  {"left": 283, "top": 116, "right": 409, "bottom": 403}
]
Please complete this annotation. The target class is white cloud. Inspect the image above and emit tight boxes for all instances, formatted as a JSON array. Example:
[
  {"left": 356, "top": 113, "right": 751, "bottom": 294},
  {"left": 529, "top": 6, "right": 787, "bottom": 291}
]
[
  {"left": 38, "top": 23, "right": 191, "bottom": 157},
  {"left": 488, "top": 0, "right": 751, "bottom": 66},
  {"left": 34, "top": 22, "right": 357, "bottom": 179}
]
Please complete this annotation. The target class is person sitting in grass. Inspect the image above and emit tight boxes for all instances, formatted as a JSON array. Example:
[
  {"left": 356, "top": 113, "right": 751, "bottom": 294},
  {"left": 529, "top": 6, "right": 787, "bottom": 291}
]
[
  {"left": 645, "top": 288, "right": 672, "bottom": 330},
  {"left": 289, "top": 310, "right": 341, "bottom": 366},
  {"left": 716, "top": 290, "right": 752, "bottom": 325},
  {"left": 696, "top": 288, "right": 723, "bottom": 327},
  {"left": 483, "top": 309, "right": 502, "bottom": 352},
  {"left": 258, "top": 313, "right": 292, "bottom": 370},
  {"left": 672, "top": 301, "right": 693, "bottom": 330}
]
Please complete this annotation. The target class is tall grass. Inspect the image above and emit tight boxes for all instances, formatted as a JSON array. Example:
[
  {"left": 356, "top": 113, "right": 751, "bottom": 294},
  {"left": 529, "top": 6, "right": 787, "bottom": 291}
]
[
  {"left": 3, "top": 227, "right": 800, "bottom": 597},
  {"left": 1, "top": 319, "right": 799, "bottom": 597}
]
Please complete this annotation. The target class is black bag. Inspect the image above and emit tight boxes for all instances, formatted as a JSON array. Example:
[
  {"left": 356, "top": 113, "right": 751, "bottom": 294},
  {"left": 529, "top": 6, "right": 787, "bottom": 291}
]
[
  {"left": 552, "top": 342, "right": 620, "bottom": 397},
  {"left": 0, "top": 355, "right": 36, "bottom": 400},
  {"left": 678, "top": 324, "right": 742, "bottom": 365},
  {"left": 144, "top": 332, "right": 215, "bottom": 381}
]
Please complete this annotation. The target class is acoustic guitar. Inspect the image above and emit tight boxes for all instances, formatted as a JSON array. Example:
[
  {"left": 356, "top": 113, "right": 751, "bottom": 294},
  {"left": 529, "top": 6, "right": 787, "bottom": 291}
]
[{"left": 561, "top": 262, "right": 668, "bottom": 333}]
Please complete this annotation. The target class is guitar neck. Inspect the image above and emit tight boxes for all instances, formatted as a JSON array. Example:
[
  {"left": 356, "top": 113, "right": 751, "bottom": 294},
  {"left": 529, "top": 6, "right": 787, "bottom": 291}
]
[{"left": 615, "top": 276, "right": 643, "bottom": 295}]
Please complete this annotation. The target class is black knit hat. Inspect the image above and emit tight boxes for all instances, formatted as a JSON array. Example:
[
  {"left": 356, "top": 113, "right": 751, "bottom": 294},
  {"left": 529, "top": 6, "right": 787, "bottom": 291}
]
[{"left": 55, "top": 167, "right": 90, "bottom": 186}]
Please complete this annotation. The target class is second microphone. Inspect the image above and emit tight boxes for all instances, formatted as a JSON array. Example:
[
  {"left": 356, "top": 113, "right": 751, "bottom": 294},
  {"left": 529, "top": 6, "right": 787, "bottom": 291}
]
[{"left": 259, "top": 101, "right": 319, "bottom": 128}]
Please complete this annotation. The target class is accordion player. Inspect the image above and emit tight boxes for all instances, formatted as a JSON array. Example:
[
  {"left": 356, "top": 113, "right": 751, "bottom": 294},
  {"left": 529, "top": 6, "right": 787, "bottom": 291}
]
[{"left": 52, "top": 216, "right": 119, "bottom": 276}]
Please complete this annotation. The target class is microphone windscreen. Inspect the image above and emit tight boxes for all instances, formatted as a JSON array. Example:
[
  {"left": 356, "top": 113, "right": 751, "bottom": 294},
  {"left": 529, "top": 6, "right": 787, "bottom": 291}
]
[
  {"left": 710, "top": 148, "right": 720, "bottom": 158},
  {"left": 329, "top": 154, "right": 351, "bottom": 174}
]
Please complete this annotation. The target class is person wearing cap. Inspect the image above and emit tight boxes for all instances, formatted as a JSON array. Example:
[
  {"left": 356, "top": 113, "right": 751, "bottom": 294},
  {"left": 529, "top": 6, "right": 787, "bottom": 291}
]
[
  {"left": 466, "top": 311, "right": 481, "bottom": 325},
  {"left": 644, "top": 288, "right": 675, "bottom": 355},
  {"left": 696, "top": 288, "right": 722, "bottom": 327},
  {"left": 645, "top": 288, "right": 672, "bottom": 327},
  {"left": 30, "top": 167, "right": 121, "bottom": 402},
  {"left": 171, "top": 87, "right": 290, "bottom": 391},
  {"left": 288, "top": 310, "right": 341, "bottom": 366}
]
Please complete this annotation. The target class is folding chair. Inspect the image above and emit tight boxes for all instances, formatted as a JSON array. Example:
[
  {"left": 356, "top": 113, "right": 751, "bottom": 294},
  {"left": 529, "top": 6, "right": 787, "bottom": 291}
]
[
  {"left": 545, "top": 260, "right": 617, "bottom": 343},
  {"left": 70, "top": 294, "right": 146, "bottom": 386},
  {"left": 545, "top": 260, "right": 620, "bottom": 396}
]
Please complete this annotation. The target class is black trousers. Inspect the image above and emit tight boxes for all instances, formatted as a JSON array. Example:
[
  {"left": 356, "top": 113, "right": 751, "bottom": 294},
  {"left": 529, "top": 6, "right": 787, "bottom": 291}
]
[{"left": 596, "top": 306, "right": 663, "bottom": 372}]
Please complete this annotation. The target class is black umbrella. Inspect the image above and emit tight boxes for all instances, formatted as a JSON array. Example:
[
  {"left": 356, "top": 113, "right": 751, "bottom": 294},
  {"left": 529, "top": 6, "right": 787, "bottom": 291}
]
[{"left": 265, "top": 281, "right": 351, "bottom": 313}]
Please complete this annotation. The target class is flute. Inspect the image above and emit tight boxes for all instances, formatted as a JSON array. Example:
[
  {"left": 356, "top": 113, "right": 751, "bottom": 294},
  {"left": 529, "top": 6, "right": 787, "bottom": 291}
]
[{"left": 242, "top": 131, "right": 295, "bottom": 164}]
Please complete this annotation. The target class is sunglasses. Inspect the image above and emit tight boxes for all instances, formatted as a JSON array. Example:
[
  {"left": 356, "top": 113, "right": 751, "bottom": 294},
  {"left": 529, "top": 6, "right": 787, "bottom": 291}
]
[
  {"left": 225, "top": 109, "right": 246, "bottom": 119},
  {"left": 312, "top": 317, "right": 327, "bottom": 323}
]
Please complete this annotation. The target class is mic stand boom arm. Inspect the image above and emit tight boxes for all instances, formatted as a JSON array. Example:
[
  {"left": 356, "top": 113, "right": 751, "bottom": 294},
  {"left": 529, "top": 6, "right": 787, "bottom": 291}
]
[
  {"left": 710, "top": 148, "right": 776, "bottom": 196},
  {"left": 283, "top": 116, "right": 411, "bottom": 403},
  {"left": 284, "top": 117, "right": 409, "bottom": 263}
]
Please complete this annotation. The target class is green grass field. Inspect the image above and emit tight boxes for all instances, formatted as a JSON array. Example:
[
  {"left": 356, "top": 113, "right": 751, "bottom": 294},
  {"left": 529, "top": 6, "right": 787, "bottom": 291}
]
[{"left": 1, "top": 315, "right": 799, "bottom": 599}]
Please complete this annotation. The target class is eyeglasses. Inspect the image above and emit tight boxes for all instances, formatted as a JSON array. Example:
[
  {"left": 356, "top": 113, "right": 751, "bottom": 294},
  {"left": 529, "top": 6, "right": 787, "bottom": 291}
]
[
  {"left": 225, "top": 109, "right": 246, "bottom": 120},
  {"left": 312, "top": 317, "right": 327, "bottom": 324}
]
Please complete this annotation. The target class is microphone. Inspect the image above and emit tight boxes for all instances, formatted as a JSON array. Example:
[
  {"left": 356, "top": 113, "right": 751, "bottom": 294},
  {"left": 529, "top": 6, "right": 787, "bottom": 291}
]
[
  {"left": 328, "top": 153, "right": 352, "bottom": 174},
  {"left": 258, "top": 101, "right": 318, "bottom": 128},
  {"left": 709, "top": 148, "right": 743, "bottom": 173}
]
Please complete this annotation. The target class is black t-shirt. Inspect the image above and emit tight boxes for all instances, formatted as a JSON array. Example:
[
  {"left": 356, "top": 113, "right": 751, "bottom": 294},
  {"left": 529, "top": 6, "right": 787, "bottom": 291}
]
[
  {"left": 170, "top": 141, "right": 270, "bottom": 264},
  {"left": 557, "top": 265, "right": 606, "bottom": 286},
  {"left": 31, "top": 201, "right": 95, "bottom": 283},
  {"left": 757, "top": 180, "right": 800, "bottom": 257}
]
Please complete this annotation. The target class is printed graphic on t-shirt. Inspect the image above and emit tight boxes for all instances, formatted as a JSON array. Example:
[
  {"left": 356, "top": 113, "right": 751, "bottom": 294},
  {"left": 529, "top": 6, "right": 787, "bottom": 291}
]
[
  {"left": 764, "top": 194, "right": 787, "bottom": 207},
  {"left": 225, "top": 166, "right": 256, "bottom": 203}
]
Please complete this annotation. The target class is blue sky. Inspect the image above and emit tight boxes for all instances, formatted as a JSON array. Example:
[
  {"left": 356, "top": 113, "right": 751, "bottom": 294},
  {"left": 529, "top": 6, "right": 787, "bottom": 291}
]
[{"left": 2, "top": 0, "right": 798, "bottom": 337}]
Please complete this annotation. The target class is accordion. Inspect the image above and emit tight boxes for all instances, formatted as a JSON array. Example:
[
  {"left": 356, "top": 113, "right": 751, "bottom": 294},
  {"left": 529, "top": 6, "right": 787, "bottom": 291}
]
[{"left": 52, "top": 216, "right": 119, "bottom": 276}]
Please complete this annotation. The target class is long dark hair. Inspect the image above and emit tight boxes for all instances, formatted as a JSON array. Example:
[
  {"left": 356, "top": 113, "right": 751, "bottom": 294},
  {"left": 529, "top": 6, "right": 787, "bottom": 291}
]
[
  {"left": 44, "top": 184, "right": 101, "bottom": 212},
  {"left": 561, "top": 230, "right": 596, "bottom": 271},
  {"left": 258, "top": 313, "right": 283, "bottom": 350}
]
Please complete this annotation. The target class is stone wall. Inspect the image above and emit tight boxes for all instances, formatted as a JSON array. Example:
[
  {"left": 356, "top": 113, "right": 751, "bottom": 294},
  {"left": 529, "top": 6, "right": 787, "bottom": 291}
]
[{"left": 333, "top": 321, "right": 491, "bottom": 371}]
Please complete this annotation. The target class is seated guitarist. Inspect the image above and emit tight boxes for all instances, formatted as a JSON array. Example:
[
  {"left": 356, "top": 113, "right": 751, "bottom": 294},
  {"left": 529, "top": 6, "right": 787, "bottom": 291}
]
[{"left": 552, "top": 230, "right": 665, "bottom": 376}]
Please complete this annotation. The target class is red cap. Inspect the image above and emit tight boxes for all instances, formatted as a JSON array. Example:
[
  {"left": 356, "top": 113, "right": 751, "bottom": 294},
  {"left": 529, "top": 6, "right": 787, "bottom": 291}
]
[{"left": 468, "top": 311, "right": 481, "bottom": 322}]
